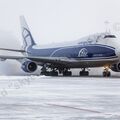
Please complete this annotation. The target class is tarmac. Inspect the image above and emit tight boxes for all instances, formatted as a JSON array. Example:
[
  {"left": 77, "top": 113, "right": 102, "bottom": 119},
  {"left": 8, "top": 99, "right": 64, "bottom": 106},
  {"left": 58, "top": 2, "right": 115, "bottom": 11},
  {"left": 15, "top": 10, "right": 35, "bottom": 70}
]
[{"left": 0, "top": 76, "right": 120, "bottom": 120}]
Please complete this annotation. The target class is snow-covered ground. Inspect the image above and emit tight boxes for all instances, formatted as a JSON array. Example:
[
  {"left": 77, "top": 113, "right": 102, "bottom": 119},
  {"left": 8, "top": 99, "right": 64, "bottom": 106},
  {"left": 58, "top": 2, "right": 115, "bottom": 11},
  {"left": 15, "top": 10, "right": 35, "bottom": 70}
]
[{"left": 0, "top": 76, "right": 120, "bottom": 120}]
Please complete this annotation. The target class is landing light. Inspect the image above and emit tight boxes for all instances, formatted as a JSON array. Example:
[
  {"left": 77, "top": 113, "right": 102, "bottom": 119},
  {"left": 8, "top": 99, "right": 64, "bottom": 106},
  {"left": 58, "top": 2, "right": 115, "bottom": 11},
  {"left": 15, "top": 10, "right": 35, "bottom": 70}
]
[{"left": 104, "top": 66, "right": 110, "bottom": 69}]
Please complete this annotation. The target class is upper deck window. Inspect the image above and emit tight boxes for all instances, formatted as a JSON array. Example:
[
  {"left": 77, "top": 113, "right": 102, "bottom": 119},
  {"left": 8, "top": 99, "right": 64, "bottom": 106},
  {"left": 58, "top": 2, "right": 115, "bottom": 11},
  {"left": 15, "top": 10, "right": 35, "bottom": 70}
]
[{"left": 104, "top": 35, "right": 116, "bottom": 38}]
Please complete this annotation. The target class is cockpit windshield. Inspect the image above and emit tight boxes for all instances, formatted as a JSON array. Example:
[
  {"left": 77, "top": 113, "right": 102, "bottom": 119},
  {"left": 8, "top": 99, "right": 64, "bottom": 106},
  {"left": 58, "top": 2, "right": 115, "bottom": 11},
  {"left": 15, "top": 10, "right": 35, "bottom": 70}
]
[
  {"left": 78, "top": 33, "right": 117, "bottom": 45},
  {"left": 104, "top": 35, "right": 116, "bottom": 38}
]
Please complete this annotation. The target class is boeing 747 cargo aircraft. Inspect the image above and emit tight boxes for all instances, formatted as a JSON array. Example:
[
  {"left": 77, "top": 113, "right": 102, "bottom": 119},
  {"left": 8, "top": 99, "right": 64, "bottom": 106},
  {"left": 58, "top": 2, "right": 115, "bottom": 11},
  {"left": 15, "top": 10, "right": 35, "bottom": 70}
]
[{"left": 0, "top": 16, "right": 119, "bottom": 77}]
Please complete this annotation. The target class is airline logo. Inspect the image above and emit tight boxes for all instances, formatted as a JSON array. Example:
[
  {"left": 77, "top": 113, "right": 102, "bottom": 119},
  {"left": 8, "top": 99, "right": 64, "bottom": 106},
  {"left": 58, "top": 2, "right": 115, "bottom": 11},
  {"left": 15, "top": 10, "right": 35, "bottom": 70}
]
[
  {"left": 22, "top": 28, "right": 32, "bottom": 47},
  {"left": 78, "top": 48, "right": 88, "bottom": 57}
]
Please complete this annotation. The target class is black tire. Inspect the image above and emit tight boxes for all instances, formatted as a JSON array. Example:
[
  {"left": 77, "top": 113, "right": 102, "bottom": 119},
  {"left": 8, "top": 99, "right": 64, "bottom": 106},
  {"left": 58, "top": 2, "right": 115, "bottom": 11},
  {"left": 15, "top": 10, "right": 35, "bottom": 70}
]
[
  {"left": 107, "top": 71, "right": 111, "bottom": 77},
  {"left": 80, "top": 71, "right": 89, "bottom": 76},
  {"left": 63, "top": 71, "right": 72, "bottom": 76},
  {"left": 103, "top": 71, "right": 111, "bottom": 77},
  {"left": 49, "top": 71, "right": 58, "bottom": 76},
  {"left": 41, "top": 71, "right": 50, "bottom": 76},
  {"left": 103, "top": 71, "right": 106, "bottom": 77}
]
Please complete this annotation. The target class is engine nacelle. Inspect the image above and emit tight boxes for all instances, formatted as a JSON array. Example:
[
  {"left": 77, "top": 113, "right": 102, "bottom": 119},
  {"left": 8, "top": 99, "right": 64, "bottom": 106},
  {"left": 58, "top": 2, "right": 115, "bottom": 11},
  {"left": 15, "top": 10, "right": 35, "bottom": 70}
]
[
  {"left": 21, "top": 61, "right": 37, "bottom": 73},
  {"left": 111, "top": 62, "right": 120, "bottom": 72}
]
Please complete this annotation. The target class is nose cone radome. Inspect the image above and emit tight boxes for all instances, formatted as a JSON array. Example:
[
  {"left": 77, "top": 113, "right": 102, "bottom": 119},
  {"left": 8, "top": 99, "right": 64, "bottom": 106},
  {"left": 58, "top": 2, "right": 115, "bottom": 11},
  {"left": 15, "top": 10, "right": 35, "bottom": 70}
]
[{"left": 115, "top": 48, "right": 120, "bottom": 59}]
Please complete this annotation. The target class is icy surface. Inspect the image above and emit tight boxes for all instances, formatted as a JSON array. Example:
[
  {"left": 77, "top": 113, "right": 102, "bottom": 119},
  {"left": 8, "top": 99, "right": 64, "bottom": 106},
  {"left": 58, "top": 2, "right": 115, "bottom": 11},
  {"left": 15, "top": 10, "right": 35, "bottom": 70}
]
[{"left": 0, "top": 76, "right": 120, "bottom": 119}]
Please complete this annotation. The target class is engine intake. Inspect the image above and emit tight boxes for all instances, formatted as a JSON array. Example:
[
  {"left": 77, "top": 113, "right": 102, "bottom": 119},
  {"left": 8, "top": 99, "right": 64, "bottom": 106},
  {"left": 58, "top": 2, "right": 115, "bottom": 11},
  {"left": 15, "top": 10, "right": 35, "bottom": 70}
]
[
  {"left": 111, "top": 62, "right": 120, "bottom": 72},
  {"left": 21, "top": 61, "right": 37, "bottom": 73}
]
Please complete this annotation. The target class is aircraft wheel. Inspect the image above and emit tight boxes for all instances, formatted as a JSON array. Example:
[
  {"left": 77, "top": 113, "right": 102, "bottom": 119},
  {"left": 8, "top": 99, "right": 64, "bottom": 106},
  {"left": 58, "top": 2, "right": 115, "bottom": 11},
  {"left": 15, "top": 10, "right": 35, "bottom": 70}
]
[
  {"left": 40, "top": 71, "right": 50, "bottom": 76},
  {"left": 79, "top": 71, "right": 89, "bottom": 76},
  {"left": 63, "top": 71, "right": 72, "bottom": 76},
  {"left": 103, "top": 71, "right": 111, "bottom": 77},
  {"left": 49, "top": 71, "right": 58, "bottom": 76}
]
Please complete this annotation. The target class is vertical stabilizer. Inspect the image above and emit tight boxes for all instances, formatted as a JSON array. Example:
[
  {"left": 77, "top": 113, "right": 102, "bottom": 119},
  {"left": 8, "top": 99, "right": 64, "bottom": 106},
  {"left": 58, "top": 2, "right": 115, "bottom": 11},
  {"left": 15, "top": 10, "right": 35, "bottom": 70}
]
[{"left": 20, "top": 16, "right": 36, "bottom": 50}]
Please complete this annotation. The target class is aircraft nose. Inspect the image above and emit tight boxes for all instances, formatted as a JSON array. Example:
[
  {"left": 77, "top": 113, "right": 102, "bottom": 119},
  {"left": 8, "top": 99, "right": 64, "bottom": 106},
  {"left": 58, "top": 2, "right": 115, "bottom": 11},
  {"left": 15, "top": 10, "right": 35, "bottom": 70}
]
[{"left": 115, "top": 48, "right": 120, "bottom": 58}]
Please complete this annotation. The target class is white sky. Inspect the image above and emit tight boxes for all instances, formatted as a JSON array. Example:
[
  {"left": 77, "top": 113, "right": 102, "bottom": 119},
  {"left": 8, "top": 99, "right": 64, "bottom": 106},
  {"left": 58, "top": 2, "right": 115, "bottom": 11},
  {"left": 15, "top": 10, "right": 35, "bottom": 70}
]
[{"left": 0, "top": 0, "right": 120, "bottom": 45}]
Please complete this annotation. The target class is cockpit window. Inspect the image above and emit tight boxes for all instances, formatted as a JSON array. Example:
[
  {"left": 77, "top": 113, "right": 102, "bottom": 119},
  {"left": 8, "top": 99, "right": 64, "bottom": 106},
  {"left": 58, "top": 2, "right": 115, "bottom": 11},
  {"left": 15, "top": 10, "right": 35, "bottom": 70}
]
[{"left": 104, "top": 35, "right": 116, "bottom": 38}]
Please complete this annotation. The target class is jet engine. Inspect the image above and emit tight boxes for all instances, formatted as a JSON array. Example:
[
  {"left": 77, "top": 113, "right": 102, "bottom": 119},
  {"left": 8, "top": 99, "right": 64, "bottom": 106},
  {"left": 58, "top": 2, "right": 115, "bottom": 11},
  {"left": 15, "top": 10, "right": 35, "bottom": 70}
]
[
  {"left": 111, "top": 62, "right": 120, "bottom": 72},
  {"left": 21, "top": 61, "right": 37, "bottom": 73}
]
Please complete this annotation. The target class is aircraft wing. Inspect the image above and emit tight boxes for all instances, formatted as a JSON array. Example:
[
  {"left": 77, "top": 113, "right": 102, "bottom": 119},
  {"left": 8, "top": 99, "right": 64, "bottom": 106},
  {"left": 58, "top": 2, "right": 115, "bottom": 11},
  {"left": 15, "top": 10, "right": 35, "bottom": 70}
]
[
  {"left": 0, "top": 55, "right": 25, "bottom": 60},
  {"left": 0, "top": 55, "right": 118, "bottom": 67},
  {"left": 0, "top": 48, "right": 25, "bottom": 52},
  {"left": 0, "top": 55, "right": 72, "bottom": 64}
]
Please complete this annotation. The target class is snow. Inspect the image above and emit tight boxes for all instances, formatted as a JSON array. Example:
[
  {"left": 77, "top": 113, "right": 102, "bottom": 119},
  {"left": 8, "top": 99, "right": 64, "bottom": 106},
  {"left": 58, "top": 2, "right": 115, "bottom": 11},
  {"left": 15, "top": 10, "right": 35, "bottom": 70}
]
[{"left": 0, "top": 76, "right": 120, "bottom": 119}]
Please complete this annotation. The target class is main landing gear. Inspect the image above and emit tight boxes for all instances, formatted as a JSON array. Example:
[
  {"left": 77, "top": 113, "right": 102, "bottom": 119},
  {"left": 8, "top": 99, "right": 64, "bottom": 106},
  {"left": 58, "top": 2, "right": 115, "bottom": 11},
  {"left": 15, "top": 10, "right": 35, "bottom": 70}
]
[
  {"left": 79, "top": 68, "right": 89, "bottom": 76},
  {"left": 63, "top": 70, "right": 72, "bottom": 76},
  {"left": 103, "top": 67, "right": 111, "bottom": 77},
  {"left": 41, "top": 69, "right": 58, "bottom": 76},
  {"left": 40, "top": 65, "right": 111, "bottom": 77},
  {"left": 40, "top": 66, "right": 72, "bottom": 76},
  {"left": 40, "top": 65, "right": 58, "bottom": 76}
]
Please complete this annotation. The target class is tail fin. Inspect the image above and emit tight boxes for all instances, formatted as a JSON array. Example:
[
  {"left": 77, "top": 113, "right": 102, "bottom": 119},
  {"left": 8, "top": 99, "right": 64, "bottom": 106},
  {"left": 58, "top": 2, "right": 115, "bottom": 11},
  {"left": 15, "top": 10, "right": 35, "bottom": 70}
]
[{"left": 20, "top": 16, "right": 36, "bottom": 50}]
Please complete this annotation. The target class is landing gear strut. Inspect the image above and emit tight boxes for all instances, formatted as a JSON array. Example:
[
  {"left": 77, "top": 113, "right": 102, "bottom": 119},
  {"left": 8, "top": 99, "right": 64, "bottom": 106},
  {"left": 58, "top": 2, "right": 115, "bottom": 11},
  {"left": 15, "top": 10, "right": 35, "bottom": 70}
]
[
  {"left": 40, "top": 65, "right": 48, "bottom": 75},
  {"left": 103, "top": 67, "right": 111, "bottom": 77},
  {"left": 79, "top": 68, "right": 89, "bottom": 76}
]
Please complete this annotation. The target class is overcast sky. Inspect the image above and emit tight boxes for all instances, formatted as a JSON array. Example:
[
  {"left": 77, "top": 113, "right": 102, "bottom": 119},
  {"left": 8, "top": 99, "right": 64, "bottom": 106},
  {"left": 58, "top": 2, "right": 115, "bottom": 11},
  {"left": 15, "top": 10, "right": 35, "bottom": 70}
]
[{"left": 0, "top": 0, "right": 120, "bottom": 46}]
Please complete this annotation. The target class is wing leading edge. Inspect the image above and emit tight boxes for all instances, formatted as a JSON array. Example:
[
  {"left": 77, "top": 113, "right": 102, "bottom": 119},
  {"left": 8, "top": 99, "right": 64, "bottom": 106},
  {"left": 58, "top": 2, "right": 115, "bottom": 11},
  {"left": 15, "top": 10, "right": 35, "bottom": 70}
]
[{"left": 0, "top": 48, "right": 25, "bottom": 52}]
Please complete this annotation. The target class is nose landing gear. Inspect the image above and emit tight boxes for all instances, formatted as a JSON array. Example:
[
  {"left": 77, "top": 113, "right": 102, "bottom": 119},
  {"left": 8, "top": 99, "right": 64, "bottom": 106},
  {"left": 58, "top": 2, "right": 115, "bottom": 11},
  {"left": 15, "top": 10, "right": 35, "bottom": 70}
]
[{"left": 103, "top": 67, "right": 111, "bottom": 77}]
